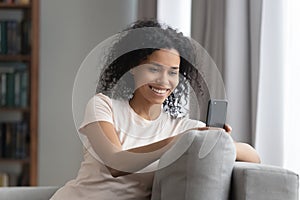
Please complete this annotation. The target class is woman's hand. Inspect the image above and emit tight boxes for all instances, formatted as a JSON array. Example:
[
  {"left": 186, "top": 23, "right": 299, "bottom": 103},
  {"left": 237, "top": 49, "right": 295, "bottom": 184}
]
[
  {"left": 224, "top": 124, "right": 232, "bottom": 134},
  {"left": 192, "top": 124, "right": 232, "bottom": 134},
  {"left": 197, "top": 127, "right": 222, "bottom": 131}
]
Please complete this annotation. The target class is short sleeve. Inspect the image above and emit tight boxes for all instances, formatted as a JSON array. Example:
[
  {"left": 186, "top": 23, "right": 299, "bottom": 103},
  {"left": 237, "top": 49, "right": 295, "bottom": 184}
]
[
  {"left": 79, "top": 93, "right": 114, "bottom": 131},
  {"left": 178, "top": 117, "right": 206, "bottom": 132}
]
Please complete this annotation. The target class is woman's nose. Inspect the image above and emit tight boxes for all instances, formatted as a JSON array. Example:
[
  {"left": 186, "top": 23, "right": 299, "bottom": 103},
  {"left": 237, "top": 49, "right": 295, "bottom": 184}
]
[{"left": 155, "top": 71, "right": 169, "bottom": 84}]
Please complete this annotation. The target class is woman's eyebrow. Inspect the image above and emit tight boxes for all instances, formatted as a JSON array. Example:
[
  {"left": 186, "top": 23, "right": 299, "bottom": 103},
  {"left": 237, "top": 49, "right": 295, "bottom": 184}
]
[{"left": 149, "top": 62, "right": 179, "bottom": 70}]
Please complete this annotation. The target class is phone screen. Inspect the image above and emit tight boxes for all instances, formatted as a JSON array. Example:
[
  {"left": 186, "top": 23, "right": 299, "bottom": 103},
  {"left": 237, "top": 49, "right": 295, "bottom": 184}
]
[{"left": 206, "top": 99, "right": 228, "bottom": 128}]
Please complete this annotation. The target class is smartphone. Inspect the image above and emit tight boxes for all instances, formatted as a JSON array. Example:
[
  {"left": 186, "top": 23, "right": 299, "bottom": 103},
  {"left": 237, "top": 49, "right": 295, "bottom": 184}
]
[{"left": 206, "top": 99, "right": 228, "bottom": 128}]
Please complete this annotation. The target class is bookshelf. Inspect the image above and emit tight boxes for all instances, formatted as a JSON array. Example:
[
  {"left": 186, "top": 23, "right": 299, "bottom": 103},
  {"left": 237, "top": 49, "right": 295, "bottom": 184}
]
[{"left": 0, "top": 0, "right": 39, "bottom": 186}]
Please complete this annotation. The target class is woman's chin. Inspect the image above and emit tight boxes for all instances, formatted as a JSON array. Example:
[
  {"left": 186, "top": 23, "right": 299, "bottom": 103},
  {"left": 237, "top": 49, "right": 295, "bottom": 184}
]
[{"left": 149, "top": 96, "right": 169, "bottom": 105}]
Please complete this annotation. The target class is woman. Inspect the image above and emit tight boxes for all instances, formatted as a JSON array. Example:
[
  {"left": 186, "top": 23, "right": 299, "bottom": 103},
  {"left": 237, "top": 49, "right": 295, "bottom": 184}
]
[{"left": 51, "top": 20, "right": 260, "bottom": 200}]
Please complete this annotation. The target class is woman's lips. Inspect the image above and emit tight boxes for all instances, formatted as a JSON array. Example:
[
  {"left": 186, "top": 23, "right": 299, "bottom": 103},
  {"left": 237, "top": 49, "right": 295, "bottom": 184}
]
[{"left": 149, "top": 85, "right": 169, "bottom": 95}]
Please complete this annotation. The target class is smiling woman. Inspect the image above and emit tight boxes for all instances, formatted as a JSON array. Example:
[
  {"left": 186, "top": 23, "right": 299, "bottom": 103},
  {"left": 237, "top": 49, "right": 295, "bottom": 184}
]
[
  {"left": 51, "top": 19, "right": 208, "bottom": 200},
  {"left": 51, "top": 19, "right": 260, "bottom": 200},
  {"left": 129, "top": 49, "right": 180, "bottom": 116},
  {"left": 96, "top": 21, "right": 199, "bottom": 118}
]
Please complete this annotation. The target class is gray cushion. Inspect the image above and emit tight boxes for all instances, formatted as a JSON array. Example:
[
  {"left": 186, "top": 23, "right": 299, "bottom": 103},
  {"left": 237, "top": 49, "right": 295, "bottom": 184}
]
[
  {"left": 231, "top": 162, "right": 299, "bottom": 200},
  {"left": 151, "top": 130, "right": 236, "bottom": 200},
  {"left": 0, "top": 186, "right": 59, "bottom": 200}
]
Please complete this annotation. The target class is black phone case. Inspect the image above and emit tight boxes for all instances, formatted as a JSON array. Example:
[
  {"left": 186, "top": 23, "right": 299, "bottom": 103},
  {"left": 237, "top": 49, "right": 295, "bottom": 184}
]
[{"left": 206, "top": 99, "right": 228, "bottom": 128}]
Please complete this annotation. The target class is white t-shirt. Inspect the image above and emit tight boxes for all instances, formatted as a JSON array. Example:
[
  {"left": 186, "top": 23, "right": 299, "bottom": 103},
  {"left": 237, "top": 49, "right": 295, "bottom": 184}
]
[{"left": 51, "top": 93, "right": 205, "bottom": 200}]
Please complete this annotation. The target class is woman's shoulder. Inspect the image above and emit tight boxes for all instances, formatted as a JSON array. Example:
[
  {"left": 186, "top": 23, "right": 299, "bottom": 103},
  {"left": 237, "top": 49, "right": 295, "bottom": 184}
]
[
  {"left": 87, "top": 93, "right": 113, "bottom": 107},
  {"left": 94, "top": 93, "right": 112, "bottom": 101},
  {"left": 90, "top": 93, "right": 129, "bottom": 113}
]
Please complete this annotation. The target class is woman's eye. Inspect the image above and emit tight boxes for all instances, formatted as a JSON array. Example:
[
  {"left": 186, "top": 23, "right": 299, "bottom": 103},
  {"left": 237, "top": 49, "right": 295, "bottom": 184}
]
[
  {"left": 169, "top": 71, "right": 178, "bottom": 76},
  {"left": 149, "top": 67, "right": 159, "bottom": 72}
]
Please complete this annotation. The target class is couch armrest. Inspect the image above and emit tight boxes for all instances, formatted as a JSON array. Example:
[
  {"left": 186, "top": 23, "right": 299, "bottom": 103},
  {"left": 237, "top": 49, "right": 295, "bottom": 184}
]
[
  {"left": 231, "top": 162, "right": 299, "bottom": 200},
  {"left": 151, "top": 130, "right": 236, "bottom": 200},
  {"left": 0, "top": 186, "right": 59, "bottom": 200}
]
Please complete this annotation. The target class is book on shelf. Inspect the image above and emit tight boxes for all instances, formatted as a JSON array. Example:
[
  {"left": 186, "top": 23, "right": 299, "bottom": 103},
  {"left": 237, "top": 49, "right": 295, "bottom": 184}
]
[
  {"left": 0, "top": 0, "right": 13, "bottom": 4},
  {"left": 0, "top": 0, "right": 30, "bottom": 4},
  {"left": 0, "top": 20, "right": 8, "bottom": 55},
  {"left": 0, "top": 62, "right": 28, "bottom": 108},
  {"left": 0, "top": 171, "right": 28, "bottom": 187},
  {"left": 0, "top": 172, "right": 9, "bottom": 187},
  {"left": 0, "top": 121, "right": 28, "bottom": 159},
  {"left": 20, "top": 20, "right": 31, "bottom": 54},
  {"left": 0, "top": 19, "right": 31, "bottom": 55}
]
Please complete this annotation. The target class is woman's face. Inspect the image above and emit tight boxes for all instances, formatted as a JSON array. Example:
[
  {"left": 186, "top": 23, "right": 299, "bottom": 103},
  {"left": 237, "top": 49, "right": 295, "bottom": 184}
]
[{"left": 131, "top": 48, "right": 180, "bottom": 105}]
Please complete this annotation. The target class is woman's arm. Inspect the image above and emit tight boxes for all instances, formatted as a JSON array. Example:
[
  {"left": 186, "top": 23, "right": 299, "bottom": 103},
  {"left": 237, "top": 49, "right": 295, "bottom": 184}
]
[
  {"left": 205, "top": 124, "right": 260, "bottom": 163},
  {"left": 105, "top": 136, "right": 176, "bottom": 177},
  {"left": 83, "top": 121, "right": 260, "bottom": 178},
  {"left": 234, "top": 142, "right": 261, "bottom": 163},
  {"left": 81, "top": 121, "right": 179, "bottom": 177},
  {"left": 224, "top": 124, "right": 261, "bottom": 163}
]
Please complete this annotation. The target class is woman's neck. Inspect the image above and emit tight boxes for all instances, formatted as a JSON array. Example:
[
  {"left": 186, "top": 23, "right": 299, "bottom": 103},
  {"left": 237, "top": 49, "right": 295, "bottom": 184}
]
[{"left": 129, "top": 96, "right": 161, "bottom": 120}]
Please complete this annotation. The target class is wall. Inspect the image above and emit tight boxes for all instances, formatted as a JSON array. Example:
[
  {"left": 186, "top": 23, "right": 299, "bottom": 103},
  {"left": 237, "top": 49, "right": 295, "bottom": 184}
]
[{"left": 39, "top": 0, "right": 138, "bottom": 185}]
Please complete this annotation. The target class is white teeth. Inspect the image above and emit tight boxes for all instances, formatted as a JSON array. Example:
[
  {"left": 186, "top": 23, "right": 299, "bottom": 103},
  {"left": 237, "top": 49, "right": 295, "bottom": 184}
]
[{"left": 150, "top": 86, "right": 167, "bottom": 94}]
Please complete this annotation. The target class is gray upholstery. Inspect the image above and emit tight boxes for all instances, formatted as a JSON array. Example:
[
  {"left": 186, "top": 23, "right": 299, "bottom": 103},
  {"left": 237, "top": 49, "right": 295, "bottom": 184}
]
[
  {"left": 151, "top": 130, "right": 236, "bottom": 200},
  {"left": 151, "top": 130, "right": 299, "bottom": 200},
  {"left": 231, "top": 162, "right": 299, "bottom": 200},
  {"left": 0, "top": 186, "right": 58, "bottom": 200},
  {"left": 0, "top": 130, "right": 298, "bottom": 200}
]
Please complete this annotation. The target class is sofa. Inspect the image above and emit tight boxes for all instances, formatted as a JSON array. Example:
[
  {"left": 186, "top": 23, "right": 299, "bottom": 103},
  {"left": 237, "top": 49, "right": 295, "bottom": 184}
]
[
  {"left": 151, "top": 130, "right": 299, "bottom": 200},
  {"left": 0, "top": 130, "right": 298, "bottom": 200}
]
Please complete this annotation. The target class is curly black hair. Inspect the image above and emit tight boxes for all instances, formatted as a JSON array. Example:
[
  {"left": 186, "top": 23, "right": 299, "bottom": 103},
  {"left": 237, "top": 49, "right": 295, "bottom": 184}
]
[{"left": 96, "top": 19, "right": 205, "bottom": 118}]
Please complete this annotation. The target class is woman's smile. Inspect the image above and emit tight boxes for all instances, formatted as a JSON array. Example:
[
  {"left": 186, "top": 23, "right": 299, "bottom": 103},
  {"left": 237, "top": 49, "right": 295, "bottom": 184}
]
[
  {"left": 130, "top": 48, "right": 180, "bottom": 105},
  {"left": 149, "top": 85, "right": 170, "bottom": 96}
]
